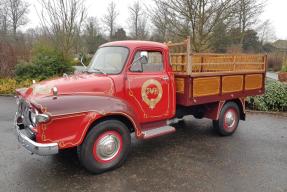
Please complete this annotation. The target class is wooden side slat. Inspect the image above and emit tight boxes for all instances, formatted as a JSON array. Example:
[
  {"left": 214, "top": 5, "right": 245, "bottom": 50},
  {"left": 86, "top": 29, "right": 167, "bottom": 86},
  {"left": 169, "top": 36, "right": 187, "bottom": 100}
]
[
  {"left": 167, "top": 37, "right": 267, "bottom": 77},
  {"left": 175, "top": 78, "right": 185, "bottom": 94},
  {"left": 222, "top": 76, "right": 244, "bottom": 93},
  {"left": 170, "top": 53, "right": 187, "bottom": 56},
  {"left": 192, "top": 62, "right": 265, "bottom": 65},
  {"left": 245, "top": 74, "right": 263, "bottom": 90},
  {"left": 193, "top": 77, "right": 220, "bottom": 97},
  {"left": 167, "top": 42, "right": 187, "bottom": 47},
  {"left": 189, "top": 70, "right": 265, "bottom": 77},
  {"left": 172, "top": 63, "right": 186, "bottom": 66}
]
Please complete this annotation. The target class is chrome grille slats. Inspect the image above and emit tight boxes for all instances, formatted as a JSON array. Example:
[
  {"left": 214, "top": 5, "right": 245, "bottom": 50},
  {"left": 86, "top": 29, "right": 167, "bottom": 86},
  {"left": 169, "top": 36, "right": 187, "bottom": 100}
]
[
  {"left": 16, "top": 99, "right": 35, "bottom": 138},
  {"left": 18, "top": 99, "right": 24, "bottom": 115},
  {"left": 23, "top": 102, "right": 31, "bottom": 126}
]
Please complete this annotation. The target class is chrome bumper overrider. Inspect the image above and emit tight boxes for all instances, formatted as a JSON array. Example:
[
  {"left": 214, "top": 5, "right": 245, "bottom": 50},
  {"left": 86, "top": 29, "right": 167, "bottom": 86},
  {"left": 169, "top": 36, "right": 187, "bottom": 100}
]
[{"left": 15, "top": 115, "right": 58, "bottom": 156}]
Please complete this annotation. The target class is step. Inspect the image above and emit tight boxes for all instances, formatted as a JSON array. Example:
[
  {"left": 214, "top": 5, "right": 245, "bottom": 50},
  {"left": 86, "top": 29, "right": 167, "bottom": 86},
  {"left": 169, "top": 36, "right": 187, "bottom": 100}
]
[{"left": 143, "top": 126, "right": 176, "bottom": 139}]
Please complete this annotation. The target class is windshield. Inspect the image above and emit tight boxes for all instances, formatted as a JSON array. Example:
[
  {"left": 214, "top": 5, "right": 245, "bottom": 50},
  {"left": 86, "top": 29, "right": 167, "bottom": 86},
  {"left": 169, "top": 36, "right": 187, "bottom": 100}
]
[{"left": 88, "top": 47, "right": 129, "bottom": 74}]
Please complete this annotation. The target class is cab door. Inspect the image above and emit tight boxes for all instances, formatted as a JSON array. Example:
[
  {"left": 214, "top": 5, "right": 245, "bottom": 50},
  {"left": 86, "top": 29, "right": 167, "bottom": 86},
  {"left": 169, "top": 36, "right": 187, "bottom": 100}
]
[{"left": 126, "top": 48, "right": 173, "bottom": 123}]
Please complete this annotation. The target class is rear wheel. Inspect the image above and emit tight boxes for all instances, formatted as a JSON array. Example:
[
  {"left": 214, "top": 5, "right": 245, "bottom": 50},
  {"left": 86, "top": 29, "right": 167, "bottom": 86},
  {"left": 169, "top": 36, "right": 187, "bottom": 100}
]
[
  {"left": 213, "top": 102, "right": 240, "bottom": 136},
  {"left": 78, "top": 120, "right": 131, "bottom": 174}
]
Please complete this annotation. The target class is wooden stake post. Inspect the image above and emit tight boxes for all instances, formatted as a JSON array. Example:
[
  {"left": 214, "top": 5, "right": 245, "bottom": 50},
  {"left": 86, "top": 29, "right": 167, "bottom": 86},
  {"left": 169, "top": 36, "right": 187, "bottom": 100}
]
[{"left": 186, "top": 36, "right": 192, "bottom": 75}]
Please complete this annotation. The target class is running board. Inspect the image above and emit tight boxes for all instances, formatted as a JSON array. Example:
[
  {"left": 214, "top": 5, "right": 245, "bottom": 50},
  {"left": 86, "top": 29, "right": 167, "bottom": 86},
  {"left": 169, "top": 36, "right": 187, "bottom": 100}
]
[{"left": 142, "top": 126, "right": 176, "bottom": 139}]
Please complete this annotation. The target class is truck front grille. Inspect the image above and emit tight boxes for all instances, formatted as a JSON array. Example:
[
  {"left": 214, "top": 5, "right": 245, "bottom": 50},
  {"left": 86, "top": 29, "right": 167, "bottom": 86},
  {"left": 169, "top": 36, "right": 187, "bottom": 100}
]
[{"left": 17, "top": 99, "right": 35, "bottom": 139}]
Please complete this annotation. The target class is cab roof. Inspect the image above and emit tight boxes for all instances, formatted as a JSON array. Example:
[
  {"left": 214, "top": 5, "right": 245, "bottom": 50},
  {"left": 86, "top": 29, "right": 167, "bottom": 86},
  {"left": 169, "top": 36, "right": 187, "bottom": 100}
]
[{"left": 100, "top": 40, "right": 168, "bottom": 50}]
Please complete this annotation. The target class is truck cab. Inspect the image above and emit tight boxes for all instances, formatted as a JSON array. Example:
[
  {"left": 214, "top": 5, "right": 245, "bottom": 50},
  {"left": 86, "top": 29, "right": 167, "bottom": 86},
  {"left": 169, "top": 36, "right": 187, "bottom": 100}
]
[
  {"left": 15, "top": 38, "right": 266, "bottom": 174},
  {"left": 97, "top": 41, "right": 176, "bottom": 125}
]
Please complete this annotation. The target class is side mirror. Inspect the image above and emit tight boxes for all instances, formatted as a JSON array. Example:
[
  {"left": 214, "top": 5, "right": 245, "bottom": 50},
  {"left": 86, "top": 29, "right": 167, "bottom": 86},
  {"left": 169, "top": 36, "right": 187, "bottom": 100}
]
[
  {"left": 130, "top": 51, "right": 148, "bottom": 72},
  {"left": 80, "top": 55, "right": 87, "bottom": 70},
  {"left": 140, "top": 51, "right": 148, "bottom": 64},
  {"left": 130, "top": 59, "right": 143, "bottom": 72},
  {"left": 140, "top": 55, "right": 148, "bottom": 65}
]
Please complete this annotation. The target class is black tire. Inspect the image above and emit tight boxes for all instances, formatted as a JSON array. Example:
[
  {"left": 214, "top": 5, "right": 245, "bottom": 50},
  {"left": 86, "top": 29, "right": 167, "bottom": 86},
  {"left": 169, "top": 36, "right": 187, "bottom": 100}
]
[
  {"left": 78, "top": 120, "right": 131, "bottom": 174},
  {"left": 193, "top": 112, "right": 204, "bottom": 119},
  {"left": 174, "top": 119, "right": 186, "bottom": 129},
  {"left": 213, "top": 102, "right": 240, "bottom": 136}
]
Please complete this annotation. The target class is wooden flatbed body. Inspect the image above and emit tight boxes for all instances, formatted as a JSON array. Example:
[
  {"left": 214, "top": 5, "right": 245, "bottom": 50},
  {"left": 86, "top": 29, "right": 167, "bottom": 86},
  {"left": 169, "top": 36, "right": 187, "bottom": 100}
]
[{"left": 167, "top": 37, "right": 267, "bottom": 107}]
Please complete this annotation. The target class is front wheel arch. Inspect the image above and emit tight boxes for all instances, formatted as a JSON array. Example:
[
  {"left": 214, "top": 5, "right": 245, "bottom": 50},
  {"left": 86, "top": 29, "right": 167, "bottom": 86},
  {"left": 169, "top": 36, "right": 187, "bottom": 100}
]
[{"left": 85, "top": 114, "right": 136, "bottom": 139}]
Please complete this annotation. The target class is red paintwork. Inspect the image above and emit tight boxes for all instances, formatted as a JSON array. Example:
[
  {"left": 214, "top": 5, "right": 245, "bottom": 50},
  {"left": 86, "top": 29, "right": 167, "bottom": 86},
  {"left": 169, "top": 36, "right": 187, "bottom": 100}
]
[
  {"left": 15, "top": 40, "right": 263, "bottom": 150},
  {"left": 16, "top": 41, "right": 176, "bottom": 149},
  {"left": 201, "top": 101, "right": 225, "bottom": 121},
  {"left": 206, "top": 98, "right": 245, "bottom": 121},
  {"left": 93, "top": 130, "right": 123, "bottom": 163}
]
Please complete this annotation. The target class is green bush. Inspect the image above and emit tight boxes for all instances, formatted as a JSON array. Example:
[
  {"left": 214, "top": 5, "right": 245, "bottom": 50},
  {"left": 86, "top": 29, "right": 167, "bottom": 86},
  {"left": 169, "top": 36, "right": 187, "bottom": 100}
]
[
  {"left": 247, "top": 80, "right": 287, "bottom": 112},
  {"left": 15, "top": 42, "right": 74, "bottom": 80},
  {"left": 15, "top": 61, "right": 39, "bottom": 80}
]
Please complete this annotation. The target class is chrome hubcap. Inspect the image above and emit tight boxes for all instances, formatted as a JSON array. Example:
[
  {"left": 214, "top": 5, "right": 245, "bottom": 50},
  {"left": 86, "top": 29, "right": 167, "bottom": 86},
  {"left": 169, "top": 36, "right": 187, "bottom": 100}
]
[
  {"left": 225, "top": 110, "right": 236, "bottom": 128},
  {"left": 96, "top": 134, "right": 120, "bottom": 161}
]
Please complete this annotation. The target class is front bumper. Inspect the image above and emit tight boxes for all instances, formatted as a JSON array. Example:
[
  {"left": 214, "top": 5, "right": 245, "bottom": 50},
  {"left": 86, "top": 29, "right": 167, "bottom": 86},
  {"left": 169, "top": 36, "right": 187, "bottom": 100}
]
[{"left": 15, "top": 117, "right": 59, "bottom": 156}]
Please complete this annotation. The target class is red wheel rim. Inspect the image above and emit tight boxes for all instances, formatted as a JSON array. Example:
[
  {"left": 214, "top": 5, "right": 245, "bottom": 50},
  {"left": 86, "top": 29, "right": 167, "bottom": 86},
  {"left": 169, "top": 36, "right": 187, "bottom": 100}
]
[
  {"left": 223, "top": 108, "right": 238, "bottom": 132},
  {"left": 93, "top": 130, "right": 123, "bottom": 164}
]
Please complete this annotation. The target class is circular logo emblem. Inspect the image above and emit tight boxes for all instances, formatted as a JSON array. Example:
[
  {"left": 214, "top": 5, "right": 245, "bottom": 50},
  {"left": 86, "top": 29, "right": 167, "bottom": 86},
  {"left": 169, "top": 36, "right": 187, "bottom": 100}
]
[{"left": 141, "top": 79, "right": 163, "bottom": 109}]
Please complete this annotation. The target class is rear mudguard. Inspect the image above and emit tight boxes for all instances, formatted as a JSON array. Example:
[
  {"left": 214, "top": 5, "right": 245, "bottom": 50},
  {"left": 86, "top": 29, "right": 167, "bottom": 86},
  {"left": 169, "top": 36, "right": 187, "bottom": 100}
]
[{"left": 204, "top": 98, "right": 245, "bottom": 120}]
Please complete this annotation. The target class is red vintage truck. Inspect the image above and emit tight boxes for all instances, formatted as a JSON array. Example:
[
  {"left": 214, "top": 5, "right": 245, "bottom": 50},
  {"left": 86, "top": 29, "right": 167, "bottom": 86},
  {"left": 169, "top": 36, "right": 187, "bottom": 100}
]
[{"left": 15, "top": 37, "right": 266, "bottom": 173}]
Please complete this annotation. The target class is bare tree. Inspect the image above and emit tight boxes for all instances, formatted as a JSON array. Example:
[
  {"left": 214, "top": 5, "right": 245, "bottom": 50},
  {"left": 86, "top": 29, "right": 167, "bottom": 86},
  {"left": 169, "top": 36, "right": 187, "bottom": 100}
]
[
  {"left": 128, "top": 1, "right": 148, "bottom": 40},
  {"left": 7, "top": 0, "right": 29, "bottom": 37},
  {"left": 84, "top": 17, "right": 101, "bottom": 42},
  {"left": 0, "top": 40, "right": 17, "bottom": 77},
  {"left": 159, "top": 0, "right": 236, "bottom": 52},
  {"left": 0, "top": 0, "right": 9, "bottom": 36},
  {"left": 83, "top": 17, "right": 105, "bottom": 54},
  {"left": 38, "top": 0, "right": 87, "bottom": 58},
  {"left": 257, "top": 19, "right": 276, "bottom": 44},
  {"left": 235, "top": 0, "right": 265, "bottom": 44},
  {"left": 102, "top": 1, "right": 119, "bottom": 41},
  {"left": 150, "top": 0, "right": 171, "bottom": 42}
]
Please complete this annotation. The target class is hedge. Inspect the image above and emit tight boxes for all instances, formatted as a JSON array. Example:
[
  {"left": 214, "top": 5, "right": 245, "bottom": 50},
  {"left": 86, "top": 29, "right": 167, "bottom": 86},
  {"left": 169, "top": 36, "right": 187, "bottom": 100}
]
[{"left": 247, "top": 80, "right": 287, "bottom": 112}]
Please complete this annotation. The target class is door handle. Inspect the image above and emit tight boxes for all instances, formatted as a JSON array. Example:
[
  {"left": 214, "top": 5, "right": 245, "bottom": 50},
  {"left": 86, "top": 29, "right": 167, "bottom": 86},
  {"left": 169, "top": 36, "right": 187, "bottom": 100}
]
[{"left": 162, "top": 76, "right": 169, "bottom": 81}]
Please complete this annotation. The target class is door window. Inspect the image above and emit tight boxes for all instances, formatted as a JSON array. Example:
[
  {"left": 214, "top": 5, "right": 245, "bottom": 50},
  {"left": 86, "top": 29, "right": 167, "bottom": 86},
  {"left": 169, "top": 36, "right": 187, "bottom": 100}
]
[{"left": 132, "top": 51, "right": 163, "bottom": 72}]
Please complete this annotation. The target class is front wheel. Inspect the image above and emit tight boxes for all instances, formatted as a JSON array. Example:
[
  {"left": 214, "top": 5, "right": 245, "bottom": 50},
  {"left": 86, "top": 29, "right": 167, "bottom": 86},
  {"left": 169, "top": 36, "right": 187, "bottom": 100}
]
[
  {"left": 213, "top": 102, "right": 240, "bottom": 136},
  {"left": 78, "top": 120, "right": 131, "bottom": 174}
]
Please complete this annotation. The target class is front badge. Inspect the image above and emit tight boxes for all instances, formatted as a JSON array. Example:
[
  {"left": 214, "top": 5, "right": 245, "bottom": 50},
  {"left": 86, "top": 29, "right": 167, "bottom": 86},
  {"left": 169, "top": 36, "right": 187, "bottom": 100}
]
[{"left": 141, "top": 79, "right": 163, "bottom": 109}]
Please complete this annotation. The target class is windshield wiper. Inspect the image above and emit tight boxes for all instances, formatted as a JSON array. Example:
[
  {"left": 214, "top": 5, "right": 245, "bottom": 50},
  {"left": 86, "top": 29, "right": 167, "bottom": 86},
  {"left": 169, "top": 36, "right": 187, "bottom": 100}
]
[{"left": 88, "top": 68, "right": 107, "bottom": 75}]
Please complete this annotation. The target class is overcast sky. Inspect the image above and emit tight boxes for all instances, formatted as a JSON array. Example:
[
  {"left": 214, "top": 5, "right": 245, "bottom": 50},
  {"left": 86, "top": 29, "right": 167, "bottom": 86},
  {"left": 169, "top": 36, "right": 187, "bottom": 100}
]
[{"left": 24, "top": 0, "right": 287, "bottom": 40}]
